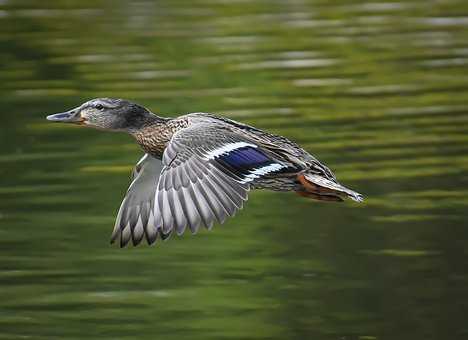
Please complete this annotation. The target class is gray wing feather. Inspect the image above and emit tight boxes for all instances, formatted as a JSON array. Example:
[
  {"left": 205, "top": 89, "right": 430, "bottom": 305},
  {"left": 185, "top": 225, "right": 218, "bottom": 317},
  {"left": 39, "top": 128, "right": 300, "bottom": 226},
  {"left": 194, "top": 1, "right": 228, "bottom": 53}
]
[
  {"left": 153, "top": 123, "right": 252, "bottom": 236},
  {"left": 192, "top": 180, "right": 216, "bottom": 230},
  {"left": 199, "top": 176, "right": 226, "bottom": 224},
  {"left": 159, "top": 183, "right": 175, "bottom": 234},
  {"left": 146, "top": 210, "right": 158, "bottom": 244},
  {"left": 207, "top": 181, "right": 235, "bottom": 216},
  {"left": 180, "top": 185, "right": 201, "bottom": 233},
  {"left": 168, "top": 188, "right": 187, "bottom": 235},
  {"left": 121, "top": 223, "right": 131, "bottom": 247},
  {"left": 114, "top": 123, "right": 253, "bottom": 246},
  {"left": 133, "top": 216, "right": 145, "bottom": 246},
  {"left": 111, "top": 154, "right": 164, "bottom": 247}
]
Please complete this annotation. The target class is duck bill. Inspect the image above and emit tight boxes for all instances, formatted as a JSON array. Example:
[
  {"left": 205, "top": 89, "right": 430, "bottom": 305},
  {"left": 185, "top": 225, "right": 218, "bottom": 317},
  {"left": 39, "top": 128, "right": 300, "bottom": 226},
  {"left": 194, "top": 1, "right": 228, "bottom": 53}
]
[{"left": 46, "top": 109, "right": 84, "bottom": 124}]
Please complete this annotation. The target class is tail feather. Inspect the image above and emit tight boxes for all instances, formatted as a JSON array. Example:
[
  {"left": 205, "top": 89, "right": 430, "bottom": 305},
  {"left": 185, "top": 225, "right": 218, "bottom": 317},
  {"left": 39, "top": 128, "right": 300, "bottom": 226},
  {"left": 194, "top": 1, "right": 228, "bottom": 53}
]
[{"left": 297, "top": 173, "right": 363, "bottom": 203}]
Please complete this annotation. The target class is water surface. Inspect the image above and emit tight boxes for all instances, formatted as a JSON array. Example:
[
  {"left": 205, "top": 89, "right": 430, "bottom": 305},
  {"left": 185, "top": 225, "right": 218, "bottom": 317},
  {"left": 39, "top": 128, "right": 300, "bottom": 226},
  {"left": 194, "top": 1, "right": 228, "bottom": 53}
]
[{"left": 1, "top": 0, "right": 468, "bottom": 339}]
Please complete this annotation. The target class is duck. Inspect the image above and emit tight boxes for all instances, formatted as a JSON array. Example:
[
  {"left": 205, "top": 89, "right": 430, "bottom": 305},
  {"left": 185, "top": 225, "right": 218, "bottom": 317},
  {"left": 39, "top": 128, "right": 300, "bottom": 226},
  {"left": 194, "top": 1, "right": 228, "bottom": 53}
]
[{"left": 47, "top": 98, "right": 363, "bottom": 247}]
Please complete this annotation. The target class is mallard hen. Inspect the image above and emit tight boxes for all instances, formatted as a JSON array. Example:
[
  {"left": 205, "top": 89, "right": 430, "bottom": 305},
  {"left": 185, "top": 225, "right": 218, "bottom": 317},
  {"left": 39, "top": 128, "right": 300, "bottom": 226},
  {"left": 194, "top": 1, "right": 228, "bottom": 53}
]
[{"left": 47, "top": 98, "right": 363, "bottom": 247}]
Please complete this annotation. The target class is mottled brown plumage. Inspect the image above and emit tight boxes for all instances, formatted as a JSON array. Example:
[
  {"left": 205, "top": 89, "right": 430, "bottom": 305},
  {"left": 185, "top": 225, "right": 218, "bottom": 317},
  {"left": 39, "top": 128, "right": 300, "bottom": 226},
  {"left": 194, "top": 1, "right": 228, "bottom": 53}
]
[
  {"left": 47, "top": 98, "right": 363, "bottom": 247},
  {"left": 132, "top": 118, "right": 188, "bottom": 157}
]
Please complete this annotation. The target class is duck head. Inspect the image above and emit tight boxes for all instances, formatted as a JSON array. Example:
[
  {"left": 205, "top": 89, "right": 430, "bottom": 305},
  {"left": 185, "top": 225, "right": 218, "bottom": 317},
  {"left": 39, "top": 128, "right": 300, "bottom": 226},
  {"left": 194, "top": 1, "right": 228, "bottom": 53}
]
[{"left": 46, "top": 98, "right": 158, "bottom": 132}]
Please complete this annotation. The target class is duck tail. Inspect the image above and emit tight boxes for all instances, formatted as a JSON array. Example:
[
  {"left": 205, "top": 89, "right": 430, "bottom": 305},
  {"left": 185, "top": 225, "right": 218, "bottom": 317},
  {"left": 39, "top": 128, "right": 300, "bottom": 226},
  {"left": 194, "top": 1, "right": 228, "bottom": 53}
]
[{"left": 296, "top": 172, "right": 363, "bottom": 203}]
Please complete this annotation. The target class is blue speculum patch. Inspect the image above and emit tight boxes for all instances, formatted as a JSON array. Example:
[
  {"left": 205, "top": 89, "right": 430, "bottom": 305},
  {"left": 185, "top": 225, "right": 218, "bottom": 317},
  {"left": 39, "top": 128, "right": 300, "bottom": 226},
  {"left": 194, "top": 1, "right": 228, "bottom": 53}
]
[{"left": 219, "top": 146, "right": 271, "bottom": 169}]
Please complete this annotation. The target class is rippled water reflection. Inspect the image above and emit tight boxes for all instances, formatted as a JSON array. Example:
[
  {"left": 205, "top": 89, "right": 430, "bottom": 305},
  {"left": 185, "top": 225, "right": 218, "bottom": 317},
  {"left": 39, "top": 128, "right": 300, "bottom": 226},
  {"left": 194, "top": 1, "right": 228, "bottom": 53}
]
[{"left": 1, "top": 0, "right": 468, "bottom": 339}]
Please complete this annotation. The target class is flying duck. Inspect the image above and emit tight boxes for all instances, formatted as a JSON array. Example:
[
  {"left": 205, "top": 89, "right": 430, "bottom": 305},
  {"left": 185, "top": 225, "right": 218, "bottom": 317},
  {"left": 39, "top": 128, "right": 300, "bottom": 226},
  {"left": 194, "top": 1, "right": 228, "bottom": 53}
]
[{"left": 47, "top": 98, "right": 363, "bottom": 247}]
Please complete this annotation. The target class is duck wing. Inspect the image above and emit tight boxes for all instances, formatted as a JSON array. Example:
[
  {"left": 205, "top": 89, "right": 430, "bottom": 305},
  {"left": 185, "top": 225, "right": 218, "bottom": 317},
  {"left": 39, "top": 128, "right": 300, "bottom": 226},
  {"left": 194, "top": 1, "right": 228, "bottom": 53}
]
[
  {"left": 112, "top": 123, "right": 296, "bottom": 247},
  {"left": 156, "top": 122, "right": 299, "bottom": 237},
  {"left": 111, "top": 154, "right": 164, "bottom": 247}
]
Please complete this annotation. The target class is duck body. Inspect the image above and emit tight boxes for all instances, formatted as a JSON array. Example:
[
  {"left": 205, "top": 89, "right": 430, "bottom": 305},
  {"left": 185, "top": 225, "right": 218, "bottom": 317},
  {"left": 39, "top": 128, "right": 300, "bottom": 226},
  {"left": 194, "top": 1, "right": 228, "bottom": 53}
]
[
  {"left": 133, "top": 112, "right": 359, "bottom": 194},
  {"left": 46, "top": 98, "right": 363, "bottom": 247}
]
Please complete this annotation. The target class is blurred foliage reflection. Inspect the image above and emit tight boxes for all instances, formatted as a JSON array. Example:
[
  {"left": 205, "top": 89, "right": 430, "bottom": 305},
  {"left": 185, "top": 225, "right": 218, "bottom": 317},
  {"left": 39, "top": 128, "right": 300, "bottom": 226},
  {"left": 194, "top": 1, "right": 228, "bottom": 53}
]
[{"left": 1, "top": 0, "right": 468, "bottom": 339}]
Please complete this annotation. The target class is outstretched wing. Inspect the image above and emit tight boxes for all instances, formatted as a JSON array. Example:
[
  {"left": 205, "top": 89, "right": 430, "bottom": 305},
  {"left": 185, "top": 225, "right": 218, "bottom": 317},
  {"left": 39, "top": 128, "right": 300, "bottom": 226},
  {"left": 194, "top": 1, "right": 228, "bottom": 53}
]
[
  {"left": 111, "top": 154, "right": 165, "bottom": 247},
  {"left": 112, "top": 123, "right": 293, "bottom": 247},
  {"left": 155, "top": 122, "right": 296, "bottom": 236}
]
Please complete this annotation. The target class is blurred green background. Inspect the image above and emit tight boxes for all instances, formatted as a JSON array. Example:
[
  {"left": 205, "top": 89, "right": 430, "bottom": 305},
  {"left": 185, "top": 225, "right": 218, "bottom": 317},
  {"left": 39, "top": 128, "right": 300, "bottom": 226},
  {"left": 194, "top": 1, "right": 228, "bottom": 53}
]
[{"left": 1, "top": 0, "right": 468, "bottom": 339}]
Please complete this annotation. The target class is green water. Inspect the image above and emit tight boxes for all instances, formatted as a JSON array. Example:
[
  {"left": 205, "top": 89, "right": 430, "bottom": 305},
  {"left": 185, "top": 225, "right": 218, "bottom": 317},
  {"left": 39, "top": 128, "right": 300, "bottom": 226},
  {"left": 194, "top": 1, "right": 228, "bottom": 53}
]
[{"left": 1, "top": 0, "right": 468, "bottom": 339}]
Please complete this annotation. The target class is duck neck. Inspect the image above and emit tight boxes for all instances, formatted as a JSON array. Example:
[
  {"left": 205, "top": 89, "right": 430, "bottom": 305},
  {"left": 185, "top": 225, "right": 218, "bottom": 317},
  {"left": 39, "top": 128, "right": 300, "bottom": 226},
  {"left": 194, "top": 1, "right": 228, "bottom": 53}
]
[{"left": 130, "top": 115, "right": 179, "bottom": 158}]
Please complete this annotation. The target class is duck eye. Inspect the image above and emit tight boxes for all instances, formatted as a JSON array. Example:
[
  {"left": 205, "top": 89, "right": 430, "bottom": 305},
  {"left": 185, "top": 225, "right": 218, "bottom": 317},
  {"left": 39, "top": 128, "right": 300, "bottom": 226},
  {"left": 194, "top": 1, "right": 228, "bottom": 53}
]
[{"left": 95, "top": 104, "right": 104, "bottom": 110}]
